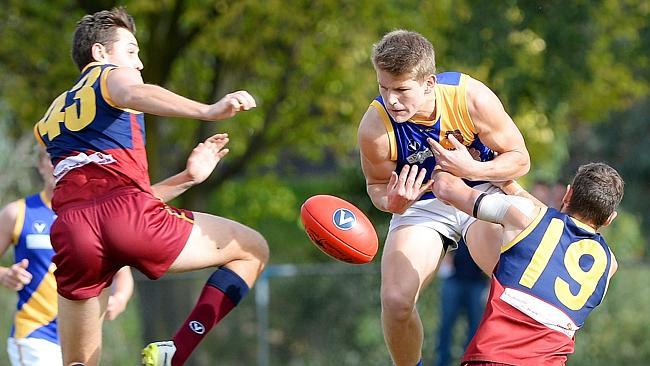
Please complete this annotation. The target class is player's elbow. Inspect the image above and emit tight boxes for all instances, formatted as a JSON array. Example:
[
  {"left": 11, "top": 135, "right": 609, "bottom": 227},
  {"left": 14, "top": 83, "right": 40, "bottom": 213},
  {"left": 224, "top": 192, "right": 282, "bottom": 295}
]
[
  {"left": 520, "top": 153, "right": 531, "bottom": 176},
  {"left": 510, "top": 149, "right": 531, "bottom": 178},
  {"left": 366, "top": 184, "right": 388, "bottom": 212}
]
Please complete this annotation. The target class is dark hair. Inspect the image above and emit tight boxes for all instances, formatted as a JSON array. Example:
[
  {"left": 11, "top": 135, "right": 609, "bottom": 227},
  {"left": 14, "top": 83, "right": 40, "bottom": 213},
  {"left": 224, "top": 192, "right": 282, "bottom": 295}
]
[
  {"left": 371, "top": 30, "right": 436, "bottom": 81},
  {"left": 71, "top": 7, "right": 136, "bottom": 70},
  {"left": 566, "top": 162, "right": 624, "bottom": 226}
]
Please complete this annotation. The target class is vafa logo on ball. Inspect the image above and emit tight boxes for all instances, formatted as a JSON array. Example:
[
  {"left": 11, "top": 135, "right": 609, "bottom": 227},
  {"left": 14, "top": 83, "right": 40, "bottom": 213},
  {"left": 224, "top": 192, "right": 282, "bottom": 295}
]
[{"left": 332, "top": 208, "right": 356, "bottom": 230}]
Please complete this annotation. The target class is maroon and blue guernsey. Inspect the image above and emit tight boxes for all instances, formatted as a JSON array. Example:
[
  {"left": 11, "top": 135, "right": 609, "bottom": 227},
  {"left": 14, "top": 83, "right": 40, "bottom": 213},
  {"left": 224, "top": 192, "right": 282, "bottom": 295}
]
[
  {"left": 462, "top": 207, "right": 614, "bottom": 365},
  {"left": 34, "top": 62, "right": 151, "bottom": 209}
]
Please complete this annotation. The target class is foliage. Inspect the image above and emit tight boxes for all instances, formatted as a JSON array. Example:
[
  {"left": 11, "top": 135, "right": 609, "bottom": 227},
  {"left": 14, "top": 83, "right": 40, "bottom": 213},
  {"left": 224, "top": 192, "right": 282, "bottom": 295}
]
[
  {"left": 568, "top": 99, "right": 650, "bottom": 255},
  {"left": 1, "top": 1, "right": 649, "bottom": 365},
  {"left": 2, "top": 0, "right": 648, "bottom": 189},
  {"left": 0, "top": 116, "right": 40, "bottom": 204},
  {"left": 0, "top": 261, "right": 647, "bottom": 365}
]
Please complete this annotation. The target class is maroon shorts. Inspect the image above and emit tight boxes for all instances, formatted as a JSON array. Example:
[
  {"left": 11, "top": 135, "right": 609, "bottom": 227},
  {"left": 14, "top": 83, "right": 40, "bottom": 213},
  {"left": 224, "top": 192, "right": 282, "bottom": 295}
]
[
  {"left": 462, "top": 362, "right": 514, "bottom": 366},
  {"left": 51, "top": 187, "right": 194, "bottom": 300}
]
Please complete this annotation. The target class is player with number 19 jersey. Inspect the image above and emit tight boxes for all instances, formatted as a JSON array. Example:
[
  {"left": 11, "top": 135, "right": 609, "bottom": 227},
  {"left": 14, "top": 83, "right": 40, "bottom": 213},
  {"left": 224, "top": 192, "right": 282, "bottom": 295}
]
[
  {"left": 33, "top": 62, "right": 193, "bottom": 300},
  {"left": 462, "top": 207, "right": 614, "bottom": 366}
]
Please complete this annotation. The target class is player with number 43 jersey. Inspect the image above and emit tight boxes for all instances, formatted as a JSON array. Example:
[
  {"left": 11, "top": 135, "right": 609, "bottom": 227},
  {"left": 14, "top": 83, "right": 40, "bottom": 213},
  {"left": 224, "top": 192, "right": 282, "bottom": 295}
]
[
  {"left": 31, "top": 7, "right": 268, "bottom": 366},
  {"left": 34, "top": 61, "right": 150, "bottom": 206},
  {"left": 424, "top": 160, "right": 624, "bottom": 366}
]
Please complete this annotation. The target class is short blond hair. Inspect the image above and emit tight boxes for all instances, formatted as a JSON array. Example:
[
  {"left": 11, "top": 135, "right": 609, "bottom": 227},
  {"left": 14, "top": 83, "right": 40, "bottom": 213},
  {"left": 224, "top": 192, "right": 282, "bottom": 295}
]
[{"left": 371, "top": 30, "right": 436, "bottom": 81}]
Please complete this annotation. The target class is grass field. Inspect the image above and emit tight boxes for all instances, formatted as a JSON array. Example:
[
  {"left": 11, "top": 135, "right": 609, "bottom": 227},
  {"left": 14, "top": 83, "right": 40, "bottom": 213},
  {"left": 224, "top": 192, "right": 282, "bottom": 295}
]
[{"left": 0, "top": 261, "right": 648, "bottom": 365}]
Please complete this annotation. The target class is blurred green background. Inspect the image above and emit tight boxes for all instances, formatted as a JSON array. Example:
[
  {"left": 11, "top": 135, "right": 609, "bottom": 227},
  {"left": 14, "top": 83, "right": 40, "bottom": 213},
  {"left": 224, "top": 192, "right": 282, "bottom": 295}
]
[{"left": 1, "top": 0, "right": 649, "bottom": 365}]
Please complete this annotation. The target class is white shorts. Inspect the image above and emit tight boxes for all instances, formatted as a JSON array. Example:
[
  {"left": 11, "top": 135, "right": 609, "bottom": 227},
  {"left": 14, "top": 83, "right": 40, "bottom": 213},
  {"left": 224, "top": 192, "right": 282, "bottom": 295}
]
[
  {"left": 7, "top": 337, "right": 62, "bottom": 366},
  {"left": 388, "top": 182, "right": 501, "bottom": 249}
]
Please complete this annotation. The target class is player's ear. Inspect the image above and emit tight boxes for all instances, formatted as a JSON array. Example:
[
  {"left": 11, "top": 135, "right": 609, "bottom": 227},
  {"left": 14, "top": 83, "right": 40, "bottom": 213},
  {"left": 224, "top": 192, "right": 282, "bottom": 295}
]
[
  {"left": 91, "top": 42, "right": 107, "bottom": 62},
  {"left": 561, "top": 184, "right": 572, "bottom": 207},
  {"left": 425, "top": 75, "right": 436, "bottom": 94},
  {"left": 602, "top": 210, "right": 618, "bottom": 227}
]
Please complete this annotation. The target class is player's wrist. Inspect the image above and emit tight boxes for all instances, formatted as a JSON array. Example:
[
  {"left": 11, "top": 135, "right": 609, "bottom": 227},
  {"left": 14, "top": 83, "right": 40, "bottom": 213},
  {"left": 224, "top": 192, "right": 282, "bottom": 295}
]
[
  {"left": 466, "top": 159, "right": 484, "bottom": 181},
  {"left": 197, "top": 103, "right": 213, "bottom": 121},
  {"left": 501, "top": 180, "right": 523, "bottom": 196},
  {"left": 110, "top": 292, "right": 128, "bottom": 305}
]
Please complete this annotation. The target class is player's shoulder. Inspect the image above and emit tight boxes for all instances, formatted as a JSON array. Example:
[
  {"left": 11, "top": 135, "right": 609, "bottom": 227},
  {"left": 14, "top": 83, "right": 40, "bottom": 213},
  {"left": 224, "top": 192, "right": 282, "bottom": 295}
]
[
  {"left": 608, "top": 249, "right": 618, "bottom": 277},
  {"left": 358, "top": 103, "right": 387, "bottom": 140},
  {"left": 463, "top": 75, "right": 493, "bottom": 102},
  {"left": 104, "top": 64, "right": 143, "bottom": 83},
  {"left": 0, "top": 199, "right": 23, "bottom": 221},
  {"left": 462, "top": 74, "right": 507, "bottom": 125},
  {"left": 357, "top": 105, "right": 393, "bottom": 165},
  {"left": 0, "top": 198, "right": 23, "bottom": 239}
]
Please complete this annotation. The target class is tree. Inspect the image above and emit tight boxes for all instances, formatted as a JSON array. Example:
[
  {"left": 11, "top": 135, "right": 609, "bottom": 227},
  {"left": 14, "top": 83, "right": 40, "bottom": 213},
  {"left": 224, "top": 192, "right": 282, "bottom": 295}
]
[{"left": 1, "top": 1, "right": 649, "bottom": 364}]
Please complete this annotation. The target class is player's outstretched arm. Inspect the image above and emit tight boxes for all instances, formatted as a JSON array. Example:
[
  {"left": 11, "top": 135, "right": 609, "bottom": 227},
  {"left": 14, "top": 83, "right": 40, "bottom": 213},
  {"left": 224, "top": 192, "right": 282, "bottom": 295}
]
[
  {"left": 433, "top": 170, "right": 540, "bottom": 234},
  {"left": 106, "top": 67, "right": 256, "bottom": 121},
  {"left": 0, "top": 202, "right": 33, "bottom": 290},
  {"left": 151, "top": 133, "right": 230, "bottom": 202},
  {"left": 106, "top": 266, "right": 134, "bottom": 321},
  {"left": 493, "top": 179, "right": 545, "bottom": 207}
]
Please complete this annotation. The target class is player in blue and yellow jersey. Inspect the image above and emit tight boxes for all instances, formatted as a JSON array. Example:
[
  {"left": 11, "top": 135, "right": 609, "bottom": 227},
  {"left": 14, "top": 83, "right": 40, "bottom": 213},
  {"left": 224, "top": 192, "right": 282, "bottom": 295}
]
[
  {"left": 357, "top": 30, "right": 530, "bottom": 366},
  {"left": 33, "top": 7, "right": 268, "bottom": 366},
  {"left": 427, "top": 161, "right": 624, "bottom": 365},
  {"left": 0, "top": 149, "right": 133, "bottom": 366}
]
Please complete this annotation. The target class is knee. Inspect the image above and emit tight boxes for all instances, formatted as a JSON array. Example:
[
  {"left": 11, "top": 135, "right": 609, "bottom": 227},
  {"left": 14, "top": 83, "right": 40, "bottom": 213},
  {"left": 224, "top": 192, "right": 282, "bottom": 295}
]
[
  {"left": 381, "top": 286, "right": 416, "bottom": 321},
  {"left": 248, "top": 229, "right": 270, "bottom": 265}
]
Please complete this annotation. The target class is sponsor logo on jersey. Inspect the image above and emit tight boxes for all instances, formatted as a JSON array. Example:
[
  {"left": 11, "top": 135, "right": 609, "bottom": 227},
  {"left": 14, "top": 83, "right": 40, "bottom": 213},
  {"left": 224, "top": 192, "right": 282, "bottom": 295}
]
[
  {"left": 33, "top": 221, "right": 47, "bottom": 233},
  {"left": 407, "top": 140, "right": 421, "bottom": 151},
  {"left": 189, "top": 320, "right": 205, "bottom": 334},
  {"left": 406, "top": 148, "right": 433, "bottom": 164},
  {"left": 332, "top": 208, "right": 356, "bottom": 230},
  {"left": 26, "top": 234, "right": 53, "bottom": 250}
]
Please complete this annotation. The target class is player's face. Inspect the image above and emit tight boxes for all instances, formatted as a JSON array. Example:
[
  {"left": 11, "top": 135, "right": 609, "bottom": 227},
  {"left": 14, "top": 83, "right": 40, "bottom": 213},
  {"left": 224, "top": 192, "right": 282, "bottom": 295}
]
[
  {"left": 105, "top": 27, "right": 144, "bottom": 71},
  {"left": 377, "top": 69, "right": 430, "bottom": 122}
]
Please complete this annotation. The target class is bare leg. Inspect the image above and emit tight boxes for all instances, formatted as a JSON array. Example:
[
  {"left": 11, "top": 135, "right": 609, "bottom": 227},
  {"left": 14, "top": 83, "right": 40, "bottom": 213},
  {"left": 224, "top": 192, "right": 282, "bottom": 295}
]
[
  {"left": 148, "top": 212, "right": 269, "bottom": 365},
  {"left": 431, "top": 171, "right": 503, "bottom": 275},
  {"left": 168, "top": 212, "right": 269, "bottom": 285},
  {"left": 381, "top": 225, "right": 445, "bottom": 366},
  {"left": 58, "top": 289, "right": 109, "bottom": 366}
]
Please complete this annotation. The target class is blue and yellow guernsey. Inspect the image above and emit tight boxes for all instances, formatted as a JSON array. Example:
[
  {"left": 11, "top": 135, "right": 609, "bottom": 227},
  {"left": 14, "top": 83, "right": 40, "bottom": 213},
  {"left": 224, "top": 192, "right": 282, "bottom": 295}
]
[
  {"left": 10, "top": 192, "right": 58, "bottom": 344},
  {"left": 370, "top": 72, "right": 495, "bottom": 200},
  {"left": 496, "top": 207, "right": 612, "bottom": 336}
]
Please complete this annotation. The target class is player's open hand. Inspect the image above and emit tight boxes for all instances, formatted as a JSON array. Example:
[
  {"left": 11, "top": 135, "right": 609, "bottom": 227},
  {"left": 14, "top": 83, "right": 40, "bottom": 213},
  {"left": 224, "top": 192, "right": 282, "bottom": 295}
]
[
  {"left": 427, "top": 135, "right": 479, "bottom": 179},
  {"left": 385, "top": 164, "right": 433, "bottom": 214},
  {"left": 185, "top": 133, "right": 230, "bottom": 185},
  {"left": 0, "top": 259, "right": 32, "bottom": 291},
  {"left": 206, "top": 90, "right": 256, "bottom": 120}
]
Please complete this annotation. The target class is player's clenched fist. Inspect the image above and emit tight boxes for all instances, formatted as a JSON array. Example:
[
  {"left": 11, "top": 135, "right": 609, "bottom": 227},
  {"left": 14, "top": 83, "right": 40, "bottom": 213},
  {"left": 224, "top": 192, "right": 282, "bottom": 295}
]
[
  {"left": 206, "top": 90, "right": 257, "bottom": 120},
  {"left": 385, "top": 164, "right": 433, "bottom": 214},
  {"left": 0, "top": 259, "right": 32, "bottom": 291}
]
